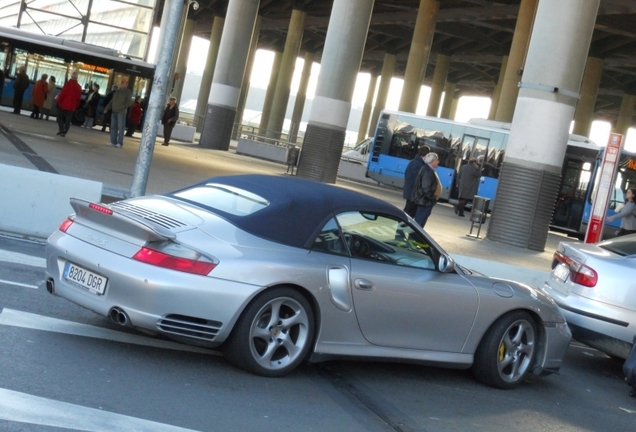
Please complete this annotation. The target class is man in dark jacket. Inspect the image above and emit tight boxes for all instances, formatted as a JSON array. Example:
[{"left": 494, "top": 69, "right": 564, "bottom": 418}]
[
  {"left": 412, "top": 152, "right": 441, "bottom": 228},
  {"left": 101, "top": 85, "right": 117, "bottom": 132},
  {"left": 13, "top": 65, "right": 29, "bottom": 114},
  {"left": 402, "top": 145, "right": 431, "bottom": 218},
  {"left": 161, "top": 96, "right": 179, "bottom": 146},
  {"left": 454, "top": 157, "right": 482, "bottom": 217}
]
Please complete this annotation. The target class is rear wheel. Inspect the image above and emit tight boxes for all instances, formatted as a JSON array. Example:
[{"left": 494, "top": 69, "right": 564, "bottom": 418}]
[
  {"left": 223, "top": 287, "right": 314, "bottom": 377},
  {"left": 472, "top": 311, "right": 537, "bottom": 389}
]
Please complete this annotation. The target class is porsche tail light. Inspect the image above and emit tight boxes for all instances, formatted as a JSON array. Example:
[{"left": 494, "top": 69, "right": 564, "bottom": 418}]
[
  {"left": 132, "top": 243, "right": 217, "bottom": 276},
  {"left": 553, "top": 250, "right": 598, "bottom": 287},
  {"left": 59, "top": 218, "right": 74, "bottom": 233}
]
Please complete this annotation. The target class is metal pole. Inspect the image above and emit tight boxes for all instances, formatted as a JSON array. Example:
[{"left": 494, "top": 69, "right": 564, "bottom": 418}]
[{"left": 129, "top": 0, "right": 186, "bottom": 198}]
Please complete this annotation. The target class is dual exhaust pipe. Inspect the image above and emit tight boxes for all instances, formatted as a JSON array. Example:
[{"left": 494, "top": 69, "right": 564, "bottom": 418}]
[{"left": 45, "top": 278, "right": 131, "bottom": 327}]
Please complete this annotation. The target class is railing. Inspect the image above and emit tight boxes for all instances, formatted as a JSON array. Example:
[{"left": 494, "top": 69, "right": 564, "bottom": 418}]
[{"left": 236, "top": 125, "right": 303, "bottom": 149}]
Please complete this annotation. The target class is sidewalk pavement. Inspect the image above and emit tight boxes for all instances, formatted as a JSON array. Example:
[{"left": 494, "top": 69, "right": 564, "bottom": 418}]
[{"left": 0, "top": 108, "right": 576, "bottom": 288}]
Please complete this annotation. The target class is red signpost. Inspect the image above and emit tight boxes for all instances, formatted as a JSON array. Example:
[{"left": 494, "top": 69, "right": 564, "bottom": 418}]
[{"left": 584, "top": 133, "right": 624, "bottom": 244}]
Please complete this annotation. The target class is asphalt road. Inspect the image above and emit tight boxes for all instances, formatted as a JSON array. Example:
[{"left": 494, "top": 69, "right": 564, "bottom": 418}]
[{"left": 1, "top": 235, "right": 636, "bottom": 432}]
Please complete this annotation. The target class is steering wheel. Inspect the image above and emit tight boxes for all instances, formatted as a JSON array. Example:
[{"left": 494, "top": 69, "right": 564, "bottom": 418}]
[{"left": 343, "top": 233, "right": 369, "bottom": 257}]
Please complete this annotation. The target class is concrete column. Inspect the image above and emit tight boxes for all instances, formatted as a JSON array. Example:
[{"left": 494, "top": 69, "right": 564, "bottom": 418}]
[
  {"left": 614, "top": 94, "right": 636, "bottom": 136},
  {"left": 494, "top": 0, "right": 538, "bottom": 122},
  {"left": 296, "top": 0, "right": 374, "bottom": 183},
  {"left": 449, "top": 93, "right": 460, "bottom": 120},
  {"left": 259, "top": 51, "right": 282, "bottom": 133},
  {"left": 195, "top": 16, "right": 224, "bottom": 131},
  {"left": 426, "top": 53, "right": 450, "bottom": 117},
  {"left": 488, "top": 0, "right": 600, "bottom": 251},
  {"left": 572, "top": 57, "right": 604, "bottom": 137},
  {"left": 357, "top": 74, "right": 378, "bottom": 142},
  {"left": 439, "top": 81, "right": 456, "bottom": 119},
  {"left": 398, "top": 0, "right": 439, "bottom": 113},
  {"left": 199, "top": 0, "right": 260, "bottom": 150},
  {"left": 172, "top": 19, "right": 196, "bottom": 103},
  {"left": 289, "top": 51, "right": 314, "bottom": 143},
  {"left": 368, "top": 53, "right": 396, "bottom": 136},
  {"left": 267, "top": 9, "right": 306, "bottom": 138},
  {"left": 488, "top": 55, "right": 508, "bottom": 120},
  {"left": 232, "top": 16, "right": 261, "bottom": 140}
]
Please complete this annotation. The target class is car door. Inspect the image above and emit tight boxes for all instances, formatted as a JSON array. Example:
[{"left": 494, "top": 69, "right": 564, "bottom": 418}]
[{"left": 335, "top": 211, "right": 479, "bottom": 353}]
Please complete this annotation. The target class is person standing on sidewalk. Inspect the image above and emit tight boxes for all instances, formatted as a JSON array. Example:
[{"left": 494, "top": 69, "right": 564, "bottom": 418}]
[
  {"left": 55, "top": 71, "right": 82, "bottom": 137},
  {"left": 30, "top": 73, "right": 48, "bottom": 119},
  {"left": 42, "top": 76, "right": 56, "bottom": 121},
  {"left": 412, "top": 152, "right": 442, "bottom": 228},
  {"left": 607, "top": 187, "right": 636, "bottom": 236},
  {"left": 161, "top": 96, "right": 179, "bottom": 146},
  {"left": 13, "top": 65, "right": 29, "bottom": 114},
  {"left": 101, "top": 84, "right": 117, "bottom": 132},
  {"left": 454, "top": 157, "right": 481, "bottom": 217},
  {"left": 402, "top": 145, "right": 430, "bottom": 218},
  {"left": 81, "top": 83, "right": 100, "bottom": 128},
  {"left": 125, "top": 96, "right": 143, "bottom": 136},
  {"left": 104, "top": 79, "right": 132, "bottom": 148}
]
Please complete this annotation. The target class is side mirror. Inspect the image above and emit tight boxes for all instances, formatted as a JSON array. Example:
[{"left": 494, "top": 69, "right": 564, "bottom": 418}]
[{"left": 439, "top": 255, "right": 456, "bottom": 273}]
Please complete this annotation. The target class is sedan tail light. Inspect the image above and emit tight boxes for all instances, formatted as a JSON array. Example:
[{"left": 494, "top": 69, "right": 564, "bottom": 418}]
[
  {"left": 133, "top": 242, "right": 218, "bottom": 276},
  {"left": 553, "top": 250, "right": 598, "bottom": 287}
]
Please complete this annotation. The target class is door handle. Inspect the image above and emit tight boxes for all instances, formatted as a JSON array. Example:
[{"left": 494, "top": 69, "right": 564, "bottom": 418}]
[{"left": 354, "top": 278, "right": 375, "bottom": 291}]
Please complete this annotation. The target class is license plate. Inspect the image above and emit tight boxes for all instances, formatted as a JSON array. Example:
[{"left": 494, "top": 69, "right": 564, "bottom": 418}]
[
  {"left": 63, "top": 262, "right": 108, "bottom": 295},
  {"left": 551, "top": 263, "right": 570, "bottom": 283}
]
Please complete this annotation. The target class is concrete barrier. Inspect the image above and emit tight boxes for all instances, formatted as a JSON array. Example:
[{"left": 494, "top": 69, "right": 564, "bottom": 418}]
[
  {"left": 156, "top": 123, "right": 196, "bottom": 143},
  {"left": 0, "top": 164, "right": 102, "bottom": 240}
]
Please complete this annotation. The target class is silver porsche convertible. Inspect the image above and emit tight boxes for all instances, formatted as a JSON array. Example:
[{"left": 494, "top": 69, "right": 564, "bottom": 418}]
[{"left": 45, "top": 174, "right": 571, "bottom": 389}]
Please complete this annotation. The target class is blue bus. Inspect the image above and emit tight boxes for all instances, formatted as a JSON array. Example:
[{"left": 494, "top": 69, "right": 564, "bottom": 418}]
[
  {"left": 554, "top": 143, "right": 636, "bottom": 239},
  {"left": 365, "top": 110, "right": 633, "bottom": 239},
  {"left": 366, "top": 111, "right": 509, "bottom": 204}
]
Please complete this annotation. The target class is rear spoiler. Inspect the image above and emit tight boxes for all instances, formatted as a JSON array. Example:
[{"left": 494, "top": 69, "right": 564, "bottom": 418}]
[{"left": 69, "top": 198, "right": 177, "bottom": 243}]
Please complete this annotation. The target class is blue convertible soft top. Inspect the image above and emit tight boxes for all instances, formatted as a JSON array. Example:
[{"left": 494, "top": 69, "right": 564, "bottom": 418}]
[{"left": 169, "top": 174, "right": 406, "bottom": 248}]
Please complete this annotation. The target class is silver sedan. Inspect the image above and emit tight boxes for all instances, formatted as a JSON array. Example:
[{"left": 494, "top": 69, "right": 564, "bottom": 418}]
[
  {"left": 541, "top": 235, "right": 636, "bottom": 359},
  {"left": 45, "top": 174, "right": 570, "bottom": 389}
]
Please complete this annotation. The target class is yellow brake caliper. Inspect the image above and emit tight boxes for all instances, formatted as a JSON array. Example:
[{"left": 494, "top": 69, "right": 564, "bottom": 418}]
[{"left": 498, "top": 342, "right": 506, "bottom": 362}]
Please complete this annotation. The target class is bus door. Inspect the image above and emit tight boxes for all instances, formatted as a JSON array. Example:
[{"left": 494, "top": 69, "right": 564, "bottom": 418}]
[
  {"left": 552, "top": 157, "right": 592, "bottom": 233},
  {"left": 466, "top": 136, "right": 495, "bottom": 201}
]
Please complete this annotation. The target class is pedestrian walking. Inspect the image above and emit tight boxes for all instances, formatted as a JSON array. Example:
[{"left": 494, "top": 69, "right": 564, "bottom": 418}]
[
  {"left": 412, "top": 152, "right": 442, "bottom": 228},
  {"left": 402, "top": 145, "right": 431, "bottom": 218},
  {"left": 81, "top": 83, "right": 100, "bottom": 128},
  {"left": 454, "top": 157, "right": 481, "bottom": 217},
  {"left": 13, "top": 65, "right": 29, "bottom": 114},
  {"left": 42, "top": 76, "right": 56, "bottom": 121},
  {"left": 30, "top": 73, "right": 48, "bottom": 119},
  {"left": 55, "top": 71, "right": 82, "bottom": 137},
  {"left": 104, "top": 79, "right": 132, "bottom": 148},
  {"left": 125, "top": 96, "right": 143, "bottom": 136},
  {"left": 161, "top": 96, "right": 179, "bottom": 146}
]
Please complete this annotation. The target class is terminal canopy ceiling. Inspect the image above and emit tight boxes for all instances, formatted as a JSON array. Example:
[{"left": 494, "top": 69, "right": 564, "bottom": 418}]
[{"left": 163, "top": 0, "right": 636, "bottom": 124}]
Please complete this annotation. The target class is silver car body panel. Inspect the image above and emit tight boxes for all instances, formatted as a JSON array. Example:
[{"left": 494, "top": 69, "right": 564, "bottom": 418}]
[
  {"left": 542, "top": 241, "right": 636, "bottom": 346},
  {"left": 46, "top": 193, "right": 570, "bottom": 373}
]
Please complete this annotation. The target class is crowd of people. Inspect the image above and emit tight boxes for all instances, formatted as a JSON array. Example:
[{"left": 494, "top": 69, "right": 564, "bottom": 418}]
[{"left": 5, "top": 66, "right": 180, "bottom": 146}]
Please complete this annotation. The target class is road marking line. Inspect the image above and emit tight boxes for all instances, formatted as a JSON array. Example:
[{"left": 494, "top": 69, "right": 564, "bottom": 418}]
[
  {"left": 0, "top": 279, "right": 38, "bottom": 289},
  {"left": 0, "top": 249, "right": 46, "bottom": 267},
  {"left": 0, "top": 308, "right": 221, "bottom": 356},
  {"left": 0, "top": 387, "right": 202, "bottom": 432}
]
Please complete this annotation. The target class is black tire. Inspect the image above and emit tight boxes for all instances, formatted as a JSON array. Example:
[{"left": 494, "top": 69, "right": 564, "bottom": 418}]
[
  {"left": 472, "top": 311, "right": 537, "bottom": 389},
  {"left": 223, "top": 287, "right": 315, "bottom": 377}
]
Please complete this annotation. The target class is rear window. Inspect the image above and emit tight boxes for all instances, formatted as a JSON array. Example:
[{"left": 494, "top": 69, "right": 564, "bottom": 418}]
[
  {"left": 598, "top": 234, "right": 636, "bottom": 257},
  {"left": 174, "top": 183, "right": 269, "bottom": 216}
]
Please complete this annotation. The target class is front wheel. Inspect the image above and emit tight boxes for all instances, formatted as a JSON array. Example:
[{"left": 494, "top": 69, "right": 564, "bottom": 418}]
[
  {"left": 223, "top": 287, "right": 315, "bottom": 377},
  {"left": 472, "top": 311, "right": 537, "bottom": 389}
]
